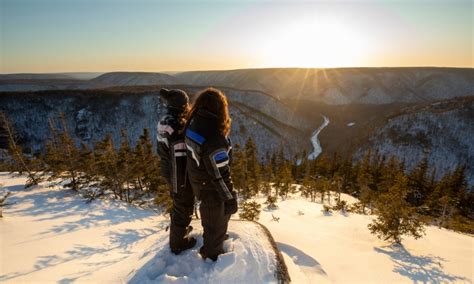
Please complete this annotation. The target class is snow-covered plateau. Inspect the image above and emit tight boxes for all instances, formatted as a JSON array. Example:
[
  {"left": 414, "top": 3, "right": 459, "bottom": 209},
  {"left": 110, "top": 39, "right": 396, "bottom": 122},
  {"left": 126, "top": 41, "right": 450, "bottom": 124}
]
[{"left": 1, "top": 174, "right": 472, "bottom": 283}]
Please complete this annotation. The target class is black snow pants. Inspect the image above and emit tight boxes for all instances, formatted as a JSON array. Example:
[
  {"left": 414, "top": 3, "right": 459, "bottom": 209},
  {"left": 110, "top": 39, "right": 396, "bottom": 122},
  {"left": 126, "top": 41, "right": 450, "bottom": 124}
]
[
  {"left": 169, "top": 179, "right": 195, "bottom": 251},
  {"left": 199, "top": 190, "right": 231, "bottom": 259}
]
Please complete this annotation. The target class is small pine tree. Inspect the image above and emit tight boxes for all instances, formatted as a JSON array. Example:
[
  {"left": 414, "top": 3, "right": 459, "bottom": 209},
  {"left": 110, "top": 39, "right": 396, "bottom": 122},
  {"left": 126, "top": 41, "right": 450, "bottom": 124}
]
[
  {"left": 135, "top": 128, "right": 161, "bottom": 194},
  {"left": 0, "top": 112, "right": 42, "bottom": 188},
  {"left": 237, "top": 137, "right": 261, "bottom": 199},
  {"left": 77, "top": 142, "right": 102, "bottom": 200},
  {"left": 94, "top": 133, "right": 122, "bottom": 200},
  {"left": 239, "top": 201, "right": 261, "bottom": 221},
  {"left": 276, "top": 161, "right": 293, "bottom": 200},
  {"left": 265, "top": 195, "right": 278, "bottom": 209},
  {"left": 262, "top": 151, "right": 274, "bottom": 183},
  {"left": 261, "top": 181, "right": 272, "bottom": 197},
  {"left": 118, "top": 129, "right": 134, "bottom": 202},
  {"left": 332, "top": 199, "right": 348, "bottom": 212},
  {"left": 44, "top": 114, "right": 82, "bottom": 191},
  {"left": 315, "top": 177, "right": 331, "bottom": 204},
  {"left": 368, "top": 173, "right": 425, "bottom": 244},
  {"left": 301, "top": 160, "right": 318, "bottom": 202},
  {"left": 231, "top": 144, "right": 247, "bottom": 197},
  {"left": 407, "top": 157, "right": 429, "bottom": 206},
  {"left": 322, "top": 204, "right": 332, "bottom": 215},
  {"left": 155, "top": 183, "right": 173, "bottom": 214}
]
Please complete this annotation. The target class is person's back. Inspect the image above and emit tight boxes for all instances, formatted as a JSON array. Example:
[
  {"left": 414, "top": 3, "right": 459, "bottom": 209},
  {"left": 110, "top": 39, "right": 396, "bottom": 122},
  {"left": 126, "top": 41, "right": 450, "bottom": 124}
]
[
  {"left": 156, "top": 88, "right": 196, "bottom": 255},
  {"left": 184, "top": 88, "right": 238, "bottom": 261},
  {"left": 186, "top": 109, "right": 234, "bottom": 200},
  {"left": 157, "top": 112, "right": 186, "bottom": 191}
]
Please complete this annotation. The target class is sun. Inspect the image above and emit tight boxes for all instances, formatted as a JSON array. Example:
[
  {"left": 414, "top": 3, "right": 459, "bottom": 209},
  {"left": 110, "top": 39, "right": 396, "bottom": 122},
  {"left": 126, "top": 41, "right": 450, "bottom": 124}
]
[{"left": 257, "top": 19, "right": 371, "bottom": 68}]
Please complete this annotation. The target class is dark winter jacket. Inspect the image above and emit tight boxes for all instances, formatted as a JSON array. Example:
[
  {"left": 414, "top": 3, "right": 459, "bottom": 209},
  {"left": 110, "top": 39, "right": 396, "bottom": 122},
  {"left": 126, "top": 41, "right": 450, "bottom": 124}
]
[
  {"left": 185, "top": 109, "right": 235, "bottom": 201},
  {"left": 157, "top": 109, "right": 187, "bottom": 194}
]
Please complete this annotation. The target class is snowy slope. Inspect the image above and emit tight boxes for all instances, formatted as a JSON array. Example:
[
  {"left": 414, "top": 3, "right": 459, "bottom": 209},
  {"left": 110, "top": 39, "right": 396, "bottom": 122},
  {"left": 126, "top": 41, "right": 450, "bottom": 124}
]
[
  {"left": 255, "top": 191, "right": 473, "bottom": 283},
  {"left": 355, "top": 98, "right": 474, "bottom": 184},
  {"left": 0, "top": 174, "right": 283, "bottom": 283},
  {"left": 128, "top": 221, "right": 281, "bottom": 284},
  {"left": 1, "top": 174, "right": 473, "bottom": 283}
]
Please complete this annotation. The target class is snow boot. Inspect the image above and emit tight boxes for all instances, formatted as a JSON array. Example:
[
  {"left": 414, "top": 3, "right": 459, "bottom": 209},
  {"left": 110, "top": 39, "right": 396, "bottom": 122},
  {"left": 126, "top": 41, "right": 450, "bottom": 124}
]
[
  {"left": 199, "top": 246, "right": 219, "bottom": 262},
  {"left": 171, "top": 237, "right": 196, "bottom": 255},
  {"left": 170, "top": 225, "right": 197, "bottom": 255}
]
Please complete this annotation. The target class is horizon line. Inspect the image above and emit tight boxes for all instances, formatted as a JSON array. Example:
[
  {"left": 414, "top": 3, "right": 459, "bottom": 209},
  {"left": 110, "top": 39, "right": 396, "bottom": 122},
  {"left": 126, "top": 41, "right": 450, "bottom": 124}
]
[{"left": 2, "top": 65, "right": 474, "bottom": 75}]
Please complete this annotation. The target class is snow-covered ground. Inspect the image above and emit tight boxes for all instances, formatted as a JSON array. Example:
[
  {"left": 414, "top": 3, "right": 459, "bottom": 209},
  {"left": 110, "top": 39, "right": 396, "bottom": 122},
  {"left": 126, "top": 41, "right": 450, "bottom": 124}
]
[
  {"left": 308, "top": 115, "right": 330, "bottom": 160},
  {"left": 256, "top": 192, "right": 473, "bottom": 283},
  {"left": 0, "top": 174, "right": 280, "bottom": 283},
  {"left": 1, "top": 173, "right": 473, "bottom": 283}
]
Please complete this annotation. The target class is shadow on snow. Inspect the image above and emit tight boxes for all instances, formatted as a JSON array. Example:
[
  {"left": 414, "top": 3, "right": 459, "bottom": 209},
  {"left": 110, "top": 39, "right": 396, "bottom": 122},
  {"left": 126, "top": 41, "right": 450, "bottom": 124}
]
[
  {"left": 374, "top": 245, "right": 468, "bottom": 283},
  {"left": 276, "top": 242, "right": 327, "bottom": 276}
]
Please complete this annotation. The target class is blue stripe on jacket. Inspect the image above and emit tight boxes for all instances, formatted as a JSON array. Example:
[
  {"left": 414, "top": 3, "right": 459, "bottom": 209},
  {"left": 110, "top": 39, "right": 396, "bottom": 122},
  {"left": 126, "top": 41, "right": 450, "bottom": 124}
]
[{"left": 186, "top": 129, "right": 206, "bottom": 145}]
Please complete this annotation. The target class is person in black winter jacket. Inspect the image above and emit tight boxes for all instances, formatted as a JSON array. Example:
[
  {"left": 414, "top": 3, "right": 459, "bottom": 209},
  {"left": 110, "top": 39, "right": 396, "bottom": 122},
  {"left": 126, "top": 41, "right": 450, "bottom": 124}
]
[
  {"left": 157, "top": 88, "right": 196, "bottom": 255},
  {"left": 184, "top": 88, "right": 238, "bottom": 261}
]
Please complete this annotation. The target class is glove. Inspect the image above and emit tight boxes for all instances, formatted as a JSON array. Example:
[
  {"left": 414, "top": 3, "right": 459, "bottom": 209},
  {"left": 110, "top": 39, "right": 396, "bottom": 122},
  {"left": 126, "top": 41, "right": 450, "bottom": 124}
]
[{"left": 224, "top": 198, "right": 238, "bottom": 215}]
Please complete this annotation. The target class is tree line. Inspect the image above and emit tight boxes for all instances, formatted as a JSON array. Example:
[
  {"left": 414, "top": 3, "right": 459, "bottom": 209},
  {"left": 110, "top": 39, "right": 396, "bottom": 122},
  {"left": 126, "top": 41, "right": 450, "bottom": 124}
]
[
  {"left": 1, "top": 111, "right": 472, "bottom": 242},
  {"left": 231, "top": 136, "right": 473, "bottom": 241},
  {"left": 0, "top": 112, "right": 170, "bottom": 209}
]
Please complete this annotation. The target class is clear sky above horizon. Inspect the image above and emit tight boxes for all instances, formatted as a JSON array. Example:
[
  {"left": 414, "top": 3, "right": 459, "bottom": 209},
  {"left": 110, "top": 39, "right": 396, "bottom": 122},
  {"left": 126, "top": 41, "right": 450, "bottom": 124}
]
[{"left": 1, "top": 0, "right": 472, "bottom": 73}]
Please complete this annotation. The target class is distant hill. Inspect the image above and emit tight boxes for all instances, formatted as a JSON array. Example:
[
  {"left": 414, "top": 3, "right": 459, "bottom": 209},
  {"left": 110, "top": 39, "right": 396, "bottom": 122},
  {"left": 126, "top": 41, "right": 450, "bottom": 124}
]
[
  {"left": 176, "top": 67, "right": 474, "bottom": 104},
  {"left": 60, "top": 72, "right": 104, "bottom": 80},
  {"left": 0, "top": 73, "right": 75, "bottom": 80},
  {"left": 2, "top": 68, "right": 473, "bottom": 105},
  {"left": 355, "top": 96, "right": 474, "bottom": 184},
  {"left": 91, "top": 72, "right": 180, "bottom": 86}
]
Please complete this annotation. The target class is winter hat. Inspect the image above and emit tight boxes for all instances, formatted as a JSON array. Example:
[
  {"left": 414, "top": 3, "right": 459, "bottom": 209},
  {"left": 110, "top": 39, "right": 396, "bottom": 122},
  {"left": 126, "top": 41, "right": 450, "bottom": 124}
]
[{"left": 159, "top": 88, "right": 189, "bottom": 110}]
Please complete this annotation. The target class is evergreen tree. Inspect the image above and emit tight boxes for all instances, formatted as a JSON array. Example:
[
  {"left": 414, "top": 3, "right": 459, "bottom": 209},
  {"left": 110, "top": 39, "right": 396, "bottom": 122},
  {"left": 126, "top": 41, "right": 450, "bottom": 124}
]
[
  {"left": 265, "top": 195, "right": 278, "bottom": 209},
  {"left": 276, "top": 160, "right": 293, "bottom": 199},
  {"left": 135, "top": 128, "right": 161, "bottom": 194},
  {"left": 77, "top": 142, "right": 102, "bottom": 200},
  {"left": 407, "top": 157, "right": 429, "bottom": 207},
  {"left": 357, "top": 150, "right": 375, "bottom": 214},
  {"left": 439, "top": 166, "right": 468, "bottom": 226},
  {"left": 94, "top": 134, "right": 122, "bottom": 200},
  {"left": 368, "top": 173, "right": 425, "bottom": 244},
  {"left": 44, "top": 114, "right": 82, "bottom": 191},
  {"left": 0, "top": 112, "right": 42, "bottom": 188},
  {"left": 239, "top": 201, "right": 261, "bottom": 221},
  {"left": 301, "top": 160, "right": 316, "bottom": 202},
  {"left": 244, "top": 137, "right": 261, "bottom": 198},
  {"left": 262, "top": 151, "right": 274, "bottom": 183},
  {"left": 118, "top": 129, "right": 134, "bottom": 202},
  {"left": 333, "top": 173, "right": 343, "bottom": 203},
  {"left": 231, "top": 144, "right": 247, "bottom": 197}
]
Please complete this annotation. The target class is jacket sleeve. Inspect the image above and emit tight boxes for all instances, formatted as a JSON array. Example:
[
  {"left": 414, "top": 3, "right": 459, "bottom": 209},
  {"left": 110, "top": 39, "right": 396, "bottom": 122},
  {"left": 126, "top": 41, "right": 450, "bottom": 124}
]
[
  {"left": 157, "top": 120, "right": 174, "bottom": 184},
  {"left": 202, "top": 139, "right": 235, "bottom": 201}
]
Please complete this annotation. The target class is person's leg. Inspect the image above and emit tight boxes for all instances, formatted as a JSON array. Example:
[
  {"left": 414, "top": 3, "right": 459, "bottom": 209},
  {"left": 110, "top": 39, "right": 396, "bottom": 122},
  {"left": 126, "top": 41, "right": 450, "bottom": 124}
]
[
  {"left": 169, "top": 181, "right": 196, "bottom": 254},
  {"left": 199, "top": 191, "right": 229, "bottom": 261}
]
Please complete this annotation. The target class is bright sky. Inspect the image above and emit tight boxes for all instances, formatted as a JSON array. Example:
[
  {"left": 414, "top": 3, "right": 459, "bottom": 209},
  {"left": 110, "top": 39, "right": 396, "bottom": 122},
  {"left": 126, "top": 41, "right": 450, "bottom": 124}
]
[{"left": 0, "top": 0, "right": 472, "bottom": 73}]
